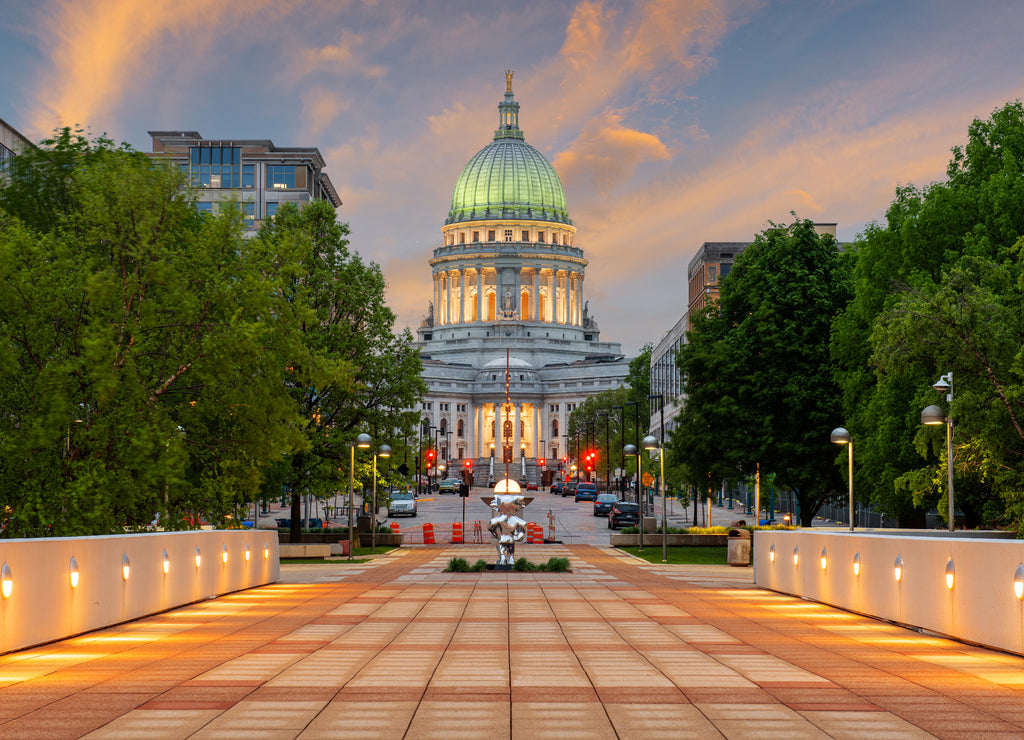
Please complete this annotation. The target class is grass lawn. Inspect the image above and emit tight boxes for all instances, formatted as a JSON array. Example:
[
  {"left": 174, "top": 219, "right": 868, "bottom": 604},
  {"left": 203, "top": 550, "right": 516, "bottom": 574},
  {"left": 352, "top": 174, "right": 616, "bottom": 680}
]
[{"left": 619, "top": 545, "right": 731, "bottom": 565}]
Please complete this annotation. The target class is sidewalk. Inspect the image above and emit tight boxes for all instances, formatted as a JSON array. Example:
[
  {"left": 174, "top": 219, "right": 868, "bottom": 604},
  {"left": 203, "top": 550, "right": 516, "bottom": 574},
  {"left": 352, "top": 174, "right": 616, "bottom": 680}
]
[{"left": 2, "top": 544, "right": 1023, "bottom": 738}]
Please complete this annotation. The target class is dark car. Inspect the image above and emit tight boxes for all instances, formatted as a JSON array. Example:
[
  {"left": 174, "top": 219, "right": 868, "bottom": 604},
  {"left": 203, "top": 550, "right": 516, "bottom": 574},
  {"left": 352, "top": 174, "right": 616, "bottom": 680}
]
[
  {"left": 608, "top": 501, "right": 640, "bottom": 529},
  {"left": 575, "top": 482, "right": 598, "bottom": 502},
  {"left": 562, "top": 482, "right": 578, "bottom": 498},
  {"left": 593, "top": 493, "right": 616, "bottom": 516},
  {"left": 550, "top": 481, "right": 563, "bottom": 495}
]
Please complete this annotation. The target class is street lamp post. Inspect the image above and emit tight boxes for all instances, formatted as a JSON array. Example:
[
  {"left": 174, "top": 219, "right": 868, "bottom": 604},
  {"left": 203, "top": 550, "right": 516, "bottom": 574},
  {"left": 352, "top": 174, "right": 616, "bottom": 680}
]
[
  {"left": 625, "top": 400, "right": 641, "bottom": 513},
  {"left": 830, "top": 427, "right": 854, "bottom": 532},
  {"left": 623, "top": 442, "right": 643, "bottom": 553},
  {"left": 371, "top": 444, "right": 391, "bottom": 552},
  {"left": 612, "top": 405, "right": 624, "bottom": 493},
  {"left": 643, "top": 435, "right": 667, "bottom": 563},
  {"left": 598, "top": 411, "right": 610, "bottom": 493},
  {"left": 922, "top": 371, "right": 955, "bottom": 532},
  {"left": 349, "top": 433, "right": 372, "bottom": 560}
]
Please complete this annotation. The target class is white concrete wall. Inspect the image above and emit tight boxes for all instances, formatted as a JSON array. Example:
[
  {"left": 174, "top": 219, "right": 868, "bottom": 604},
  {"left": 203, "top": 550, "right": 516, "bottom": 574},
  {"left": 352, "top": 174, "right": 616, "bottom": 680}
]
[
  {"left": 0, "top": 530, "right": 279, "bottom": 655},
  {"left": 754, "top": 530, "right": 1024, "bottom": 655}
]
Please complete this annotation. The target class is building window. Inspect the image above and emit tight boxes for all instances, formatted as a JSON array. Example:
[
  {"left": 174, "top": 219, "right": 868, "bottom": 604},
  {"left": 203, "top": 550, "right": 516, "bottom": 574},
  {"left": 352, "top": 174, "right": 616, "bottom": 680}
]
[
  {"left": 188, "top": 146, "right": 243, "bottom": 188},
  {"left": 488, "top": 230, "right": 496, "bottom": 241},
  {"left": 267, "top": 165, "right": 308, "bottom": 190},
  {"left": 504, "top": 229, "right": 513, "bottom": 242},
  {"left": 265, "top": 202, "right": 279, "bottom": 218},
  {"left": 549, "top": 404, "right": 559, "bottom": 413},
  {"left": 439, "top": 418, "right": 447, "bottom": 434},
  {"left": 196, "top": 201, "right": 214, "bottom": 214},
  {"left": 473, "top": 231, "right": 480, "bottom": 242},
  {"left": 538, "top": 231, "right": 545, "bottom": 243},
  {"left": 551, "top": 418, "right": 558, "bottom": 437},
  {"left": 421, "top": 402, "right": 432, "bottom": 411},
  {"left": 459, "top": 233, "right": 465, "bottom": 244},
  {"left": 242, "top": 201, "right": 255, "bottom": 225},
  {"left": 0, "top": 142, "right": 14, "bottom": 172},
  {"left": 457, "top": 419, "right": 464, "bottom": 437},
  {"left": 522, "top": 230, "right": 529, "bottom": 241}
]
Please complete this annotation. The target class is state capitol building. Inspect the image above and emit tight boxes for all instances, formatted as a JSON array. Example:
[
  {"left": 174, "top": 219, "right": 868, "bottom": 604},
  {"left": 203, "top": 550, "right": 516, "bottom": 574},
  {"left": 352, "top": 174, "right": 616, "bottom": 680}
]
[{"left": 414, "top": 74, "right": 629, "bottom": 483}]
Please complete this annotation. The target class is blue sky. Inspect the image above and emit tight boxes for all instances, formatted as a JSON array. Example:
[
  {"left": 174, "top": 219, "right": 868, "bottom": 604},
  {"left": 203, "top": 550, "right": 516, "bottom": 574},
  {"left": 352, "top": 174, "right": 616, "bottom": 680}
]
[{"left": 2, "top": 0, "right": 1023, "bottom": 355}]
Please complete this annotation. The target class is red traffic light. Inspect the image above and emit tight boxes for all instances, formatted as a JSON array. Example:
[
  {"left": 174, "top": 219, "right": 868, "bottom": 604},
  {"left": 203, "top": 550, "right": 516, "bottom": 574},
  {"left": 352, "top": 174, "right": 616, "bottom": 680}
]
[
  {"left": 464, "top": 459, "right": 472, "bottom": 468},
  {"left": 427, "top": 450, "right": 435, "bottom": 460},
  {"left": 538, "top": 458, "right": 545, "bottom": 466}
]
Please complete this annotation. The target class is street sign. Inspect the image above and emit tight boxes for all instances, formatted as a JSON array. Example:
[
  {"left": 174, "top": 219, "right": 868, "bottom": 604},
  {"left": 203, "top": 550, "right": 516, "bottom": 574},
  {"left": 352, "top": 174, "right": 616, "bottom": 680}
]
[{"left": 642, "top": 472, "right": 655, "bottom": 487}]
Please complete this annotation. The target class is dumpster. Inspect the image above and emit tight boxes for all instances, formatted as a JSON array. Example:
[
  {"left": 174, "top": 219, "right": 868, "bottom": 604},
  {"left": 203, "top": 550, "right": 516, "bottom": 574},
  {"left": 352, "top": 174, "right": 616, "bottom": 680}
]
[{"left": 727, "top": 528, "right": 751, "bottom": 566}]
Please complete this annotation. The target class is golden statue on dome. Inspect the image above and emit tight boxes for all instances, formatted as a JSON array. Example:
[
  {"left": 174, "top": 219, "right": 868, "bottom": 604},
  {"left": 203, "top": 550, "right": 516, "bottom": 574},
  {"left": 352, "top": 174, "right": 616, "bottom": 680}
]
[{"left": 505, "top": 69, "right": 514, "bottom": 92}]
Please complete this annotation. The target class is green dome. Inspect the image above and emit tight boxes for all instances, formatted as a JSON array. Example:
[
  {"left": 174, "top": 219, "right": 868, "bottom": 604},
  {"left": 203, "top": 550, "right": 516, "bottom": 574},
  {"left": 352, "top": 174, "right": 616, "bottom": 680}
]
[{"left": 445, "top": 86, "right": 572, "bottom": 226}]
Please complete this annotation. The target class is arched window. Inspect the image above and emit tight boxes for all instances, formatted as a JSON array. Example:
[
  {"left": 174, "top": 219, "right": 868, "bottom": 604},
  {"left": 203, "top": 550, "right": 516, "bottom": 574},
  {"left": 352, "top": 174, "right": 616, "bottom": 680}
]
[
  {"left": 520, "top": 290, "right": 530, "bottom": 321},
  {"left": 551, "top": 418, "right": 559, "bottom": 437},
  {"left": 457, "top": 419, "right": 464, "bottom": 438},
  {"left": 486, "top": 291, "right": 496, "bottom": 321},
  {"left": 439, "top": 418, "right": 447, "bottom": 435}
]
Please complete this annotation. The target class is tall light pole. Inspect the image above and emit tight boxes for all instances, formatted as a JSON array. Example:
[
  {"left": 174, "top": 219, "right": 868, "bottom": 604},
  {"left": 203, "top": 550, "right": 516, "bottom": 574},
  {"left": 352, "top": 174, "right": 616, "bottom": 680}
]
[
  {"left": 830, "top": 427, "right": 854, "bottom": 531},
  {"left": 371, "top": 444, "right": 391, "bottom": 551},
  {"left": 625, "top": 400, "right": 641, "bottom": 517},
  {"left": 612, "top": 405, "right": 624, "bottom": 493},
  {"left": 623, "top": 442, "right": 643, "bottom": 553},
  {"left": 349, "top": 433, "right": 372, "bottom": 560},
  {"left": 643, "top": 435, "right": 666, "bottom": 563},
  {"left": 922, "top": 371, "right": 955, "bottom": 532},
  {"left": 598, "top": 411, "right": 610, "bottom": 493}
]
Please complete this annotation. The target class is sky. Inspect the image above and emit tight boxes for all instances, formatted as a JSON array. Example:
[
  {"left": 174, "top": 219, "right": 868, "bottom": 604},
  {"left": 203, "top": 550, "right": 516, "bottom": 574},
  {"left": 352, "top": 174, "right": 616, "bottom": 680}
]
[{"left": 2, "top": 0, "right": 1023, "bottom": 356}]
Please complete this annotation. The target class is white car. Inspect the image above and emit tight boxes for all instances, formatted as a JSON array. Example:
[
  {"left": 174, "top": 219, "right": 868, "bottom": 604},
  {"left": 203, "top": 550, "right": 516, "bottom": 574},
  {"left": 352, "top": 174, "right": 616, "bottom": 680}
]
[{"left": 388, "top": 491, "right": 417, "bottom": 517}]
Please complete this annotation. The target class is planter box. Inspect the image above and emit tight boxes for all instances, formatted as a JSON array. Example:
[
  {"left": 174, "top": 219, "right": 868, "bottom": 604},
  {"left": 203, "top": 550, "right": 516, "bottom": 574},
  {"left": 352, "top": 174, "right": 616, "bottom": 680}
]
[{"left": 610, "top": 533, "right": 729, "bottom": 547}]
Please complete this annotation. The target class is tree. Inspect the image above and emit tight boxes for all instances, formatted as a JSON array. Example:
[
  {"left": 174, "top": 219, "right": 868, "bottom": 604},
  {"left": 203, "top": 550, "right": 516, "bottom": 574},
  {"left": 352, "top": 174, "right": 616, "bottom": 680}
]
[
  {"left": 254, "top": 201, "right": 425, "bottom": 539},
  {"left": 0, "top": 131, "right": 306, "bottom": 536},
  {"left": 834, "top": 101, "right": 1024, "bottom": 529},
  {"left": 673, "top": 219, "right": 852, "bottom": 525}
]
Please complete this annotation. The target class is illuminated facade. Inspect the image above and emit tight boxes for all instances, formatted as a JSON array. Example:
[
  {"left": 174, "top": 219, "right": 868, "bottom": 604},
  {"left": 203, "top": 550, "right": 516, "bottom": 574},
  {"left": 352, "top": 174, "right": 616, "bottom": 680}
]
[{"left": 415, "top": 75, "right": 628, "bottom": 480}]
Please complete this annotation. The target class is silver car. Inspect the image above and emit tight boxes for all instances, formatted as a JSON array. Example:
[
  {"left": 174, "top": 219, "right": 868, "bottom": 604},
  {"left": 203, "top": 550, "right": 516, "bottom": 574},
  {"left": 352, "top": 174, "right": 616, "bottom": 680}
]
[{"left": 388, "top": 491, "right": 417, "bottom": 517}]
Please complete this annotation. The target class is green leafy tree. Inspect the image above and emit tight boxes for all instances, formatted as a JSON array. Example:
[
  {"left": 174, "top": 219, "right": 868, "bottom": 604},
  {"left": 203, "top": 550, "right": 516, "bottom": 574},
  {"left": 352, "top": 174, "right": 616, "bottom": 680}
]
[
  {"left": 674, "top": 219, "right": 852, "bottom": 526},
  {"left": 834, "top": 101, "right": 1024, "bottom": 529},
  {"left": 255, "top": 201, "right": 425, "bottom": 538},
  {"left": 0, "top": 131, "right": 306, "bottom": 535}
]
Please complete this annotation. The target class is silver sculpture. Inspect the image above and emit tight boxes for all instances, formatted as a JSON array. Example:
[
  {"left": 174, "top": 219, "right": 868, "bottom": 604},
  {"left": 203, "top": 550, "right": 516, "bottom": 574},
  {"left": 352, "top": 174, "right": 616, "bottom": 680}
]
[{"left": 484, "top": 493, "right": 532, "bottom": 566}]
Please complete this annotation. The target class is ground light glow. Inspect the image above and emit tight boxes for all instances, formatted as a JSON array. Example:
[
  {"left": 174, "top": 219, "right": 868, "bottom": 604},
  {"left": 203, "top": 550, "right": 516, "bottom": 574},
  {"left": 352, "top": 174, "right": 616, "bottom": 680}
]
[
  {"left": 121, "top": 554, "right": 130, "bottom": 581},
  {"left": 162, "top": 549, "right": 170, "bottom": 574},
  {"left": 69, "top": 557, "right": 79, "bottom": 589},
  {"left": 2, "top": 562, "right": 12, "bottom": 598},
  {"left": 820, "top": 547, "right": 828, "bottom": 570},
  {"left": 853, "top": 551, "right": 861, "bottom": 577},
  {"left": 945, "top": 558, "right": 955, "bottom": 590},
  {"left": 894, "top": 554, "right": 903, "bottom": 582},
  {"left": 1014, "top": 563, "right": 1024, "bottom": 599}
]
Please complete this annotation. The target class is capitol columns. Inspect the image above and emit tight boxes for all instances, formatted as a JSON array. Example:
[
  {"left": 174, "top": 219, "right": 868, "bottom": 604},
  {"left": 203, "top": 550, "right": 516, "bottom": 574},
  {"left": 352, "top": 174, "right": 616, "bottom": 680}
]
[
  {"left": 535, "top": 266, "right": 542, "bottom": 323},
  {"left": 457, "top": 269, "right": 465, "bottom": 324},
  {"left": 476, "top": 266, "right": 484, "bottom": 323},
  {"left": 433, "top": 272, "right": 441, "bottom": 326}
]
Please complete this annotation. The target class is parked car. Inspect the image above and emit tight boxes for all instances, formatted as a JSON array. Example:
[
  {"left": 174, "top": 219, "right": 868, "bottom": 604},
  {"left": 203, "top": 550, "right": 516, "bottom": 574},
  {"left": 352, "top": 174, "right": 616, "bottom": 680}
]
[
  {"left": 575, "top": 482, "right": 598, "bottom": 502},
  {"left": 608, "top": 501, "right": 640, "bottom": 529},
  {"left": 388, "top": 491, "right": 417, "bottom": 517},
  {"left": 437, "top": 478, "right": 461, "bottom": 494},
  {"left": 562, "top": 482, "right": 578, "bottom": 498},
  {"left": 593, "top": 493, "right": 616, "bottom": 516},
  {"left": 550, "top": 481, "right": 563, "bottom": 495},
  {"left": 526, "top": 481, "right": 538, "bottom": 491}
]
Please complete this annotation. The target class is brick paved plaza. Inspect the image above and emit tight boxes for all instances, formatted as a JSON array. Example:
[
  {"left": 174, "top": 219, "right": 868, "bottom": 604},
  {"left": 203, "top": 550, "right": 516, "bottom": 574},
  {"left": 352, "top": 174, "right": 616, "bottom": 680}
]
[{"left": 2, "top": 544, "right": 1023, "bottom": 739}]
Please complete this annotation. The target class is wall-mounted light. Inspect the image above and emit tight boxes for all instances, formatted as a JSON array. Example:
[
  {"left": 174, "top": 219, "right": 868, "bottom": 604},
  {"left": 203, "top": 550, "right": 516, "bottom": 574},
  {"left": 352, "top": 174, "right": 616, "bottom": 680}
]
[
  {"left": 244, "top": 543, "right": 251, "bottom": 562},
  {"left": 793, "top": 546, "right": 799, "bottom": 566},
  {"left": 121, "top": 553, "right": 131, "bottom": 581},
  {"left": 853, "top": 552, "right": 861, "bottom": 577},
  {"left": 769, "top": 544, "right": 776, "bottom": 564},
  {"left": 1015, "top": 564, "right": 1024, "bottom": 600},
  {"left": 945, "top": 558, "right": 955, "bottom": 590},
  {"left": 221, "top": 544, "right": 229, "bottom": 564},
  {"left": 894, "top": 554, "right": 903, "bottom": 582},
  {"left": 162, "top": 549, "right": 170, "bottom": 575},
  {"left": 2, "top": 562, "right": 13, "bottom": 599},
  {"left": 820, "top": 547, "right": 828, "bottom": 571},
  {"left": 195, "top": 546, "right": 202, "bottom": 569},
  {"left": 69, "top": 557, "right": 80, "bottom": 589},
  {"left": 263, "top": 542, "right": 269, "bottom": 560}
]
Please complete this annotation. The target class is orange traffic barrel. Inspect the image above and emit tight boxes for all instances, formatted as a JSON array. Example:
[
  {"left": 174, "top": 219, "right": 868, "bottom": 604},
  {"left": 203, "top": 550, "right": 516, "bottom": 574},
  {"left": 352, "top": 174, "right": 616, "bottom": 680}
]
[
  {"left": 389, "top": 521, "right": 401, "bottom": 534},
  {"left": 451, "top": 521, "right": 463, "bottom": 544},
  {"left": 423, "top": 522, "right": 435, "bottom": 545}
]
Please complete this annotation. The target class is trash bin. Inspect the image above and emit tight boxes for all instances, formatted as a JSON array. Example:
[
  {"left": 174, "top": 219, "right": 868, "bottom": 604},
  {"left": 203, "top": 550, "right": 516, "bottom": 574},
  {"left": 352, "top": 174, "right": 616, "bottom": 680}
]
[{"left": 727, "top": 528, "right": 751, "bottom": 566}]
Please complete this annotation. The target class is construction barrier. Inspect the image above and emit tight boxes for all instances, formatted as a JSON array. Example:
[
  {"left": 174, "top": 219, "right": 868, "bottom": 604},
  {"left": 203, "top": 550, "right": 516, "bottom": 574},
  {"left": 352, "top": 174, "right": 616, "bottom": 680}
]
[
  {"left": 422, "top": 522, "right": 435, "bottom": 544},
  {"left": 389, "top": 521, "right": 401, "bottom": 535},
  {"left": 451, "top": 521, "right": 463, "bottom": 544},
  {"left": 472, "top": 521, "right": 484, "bottom": 544},
  {"left": 528, "top": 522, "right": 543, "bottom": 544}
]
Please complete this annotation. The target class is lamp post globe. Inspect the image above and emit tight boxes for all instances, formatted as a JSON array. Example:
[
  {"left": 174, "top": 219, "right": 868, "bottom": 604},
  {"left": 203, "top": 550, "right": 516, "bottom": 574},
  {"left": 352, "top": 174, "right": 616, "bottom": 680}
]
[
  {"left": 921, "top": 405, "right": 945, "bottom": 426},
  {"left": 830, "top": 427, "right": 854, "bottom": 531},
  {"left": 830, "top": 427, "right": 851, "bottom": 445},
  {"left": 641, "top": 435, "right": 658, "bottom": 451}
]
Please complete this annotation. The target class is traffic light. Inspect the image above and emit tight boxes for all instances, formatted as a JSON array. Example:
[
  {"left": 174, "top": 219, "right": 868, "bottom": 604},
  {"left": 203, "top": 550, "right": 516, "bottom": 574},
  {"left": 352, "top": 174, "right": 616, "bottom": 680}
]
[
  {"left": 426, "top": 449, "right": 435, "bottom": 464},
  {"left": 538, "top": 458, "right": 545, "bottom": 467},
  {"left": 464, "top": 459, "right": 472, "bottom": 469}
]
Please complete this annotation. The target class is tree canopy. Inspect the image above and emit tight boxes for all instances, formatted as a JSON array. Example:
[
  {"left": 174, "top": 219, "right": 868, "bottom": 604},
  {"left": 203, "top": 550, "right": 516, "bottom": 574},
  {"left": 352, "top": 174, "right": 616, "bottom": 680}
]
[
  {"left": 0, "top": 130, "right": 423, "bottom": 537},
  {"left": 672, "top": 219, "right": 852, "bottom": 525}
]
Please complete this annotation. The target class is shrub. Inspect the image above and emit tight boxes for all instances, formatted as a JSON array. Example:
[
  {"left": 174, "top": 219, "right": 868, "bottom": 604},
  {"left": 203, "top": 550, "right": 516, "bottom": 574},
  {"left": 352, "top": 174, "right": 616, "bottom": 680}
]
[
  {"left": 446, "top": 557, "right": 471, "bottom": 572},
  {"left": 543, "top": 557, "right": 570, "bottom": 572},
  {"left": 471, "top": 559, "right": 488, "bottom": 572}
]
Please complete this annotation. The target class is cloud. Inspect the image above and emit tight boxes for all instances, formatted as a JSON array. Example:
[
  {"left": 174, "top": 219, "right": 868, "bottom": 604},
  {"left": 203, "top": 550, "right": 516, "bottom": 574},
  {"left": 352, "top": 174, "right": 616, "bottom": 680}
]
[
  {"left": 554, "top": 112, "right": 671, "bottom": 196},
  {"left": 26, "top": 0, "right": 290, "bottom": 137}
]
